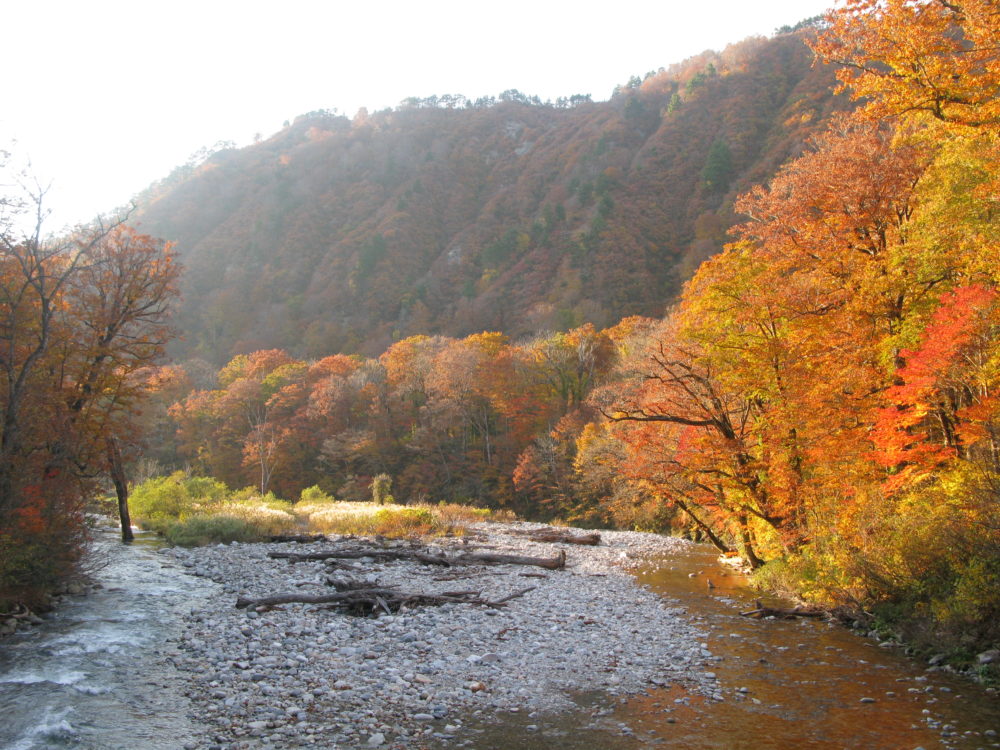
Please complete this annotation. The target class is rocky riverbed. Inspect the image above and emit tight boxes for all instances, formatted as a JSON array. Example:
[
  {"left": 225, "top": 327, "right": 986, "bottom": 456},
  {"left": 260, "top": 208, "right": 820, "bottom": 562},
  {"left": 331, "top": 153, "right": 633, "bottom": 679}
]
[{"left": 161, "top": 523, "right": 720, "bottom": 749}]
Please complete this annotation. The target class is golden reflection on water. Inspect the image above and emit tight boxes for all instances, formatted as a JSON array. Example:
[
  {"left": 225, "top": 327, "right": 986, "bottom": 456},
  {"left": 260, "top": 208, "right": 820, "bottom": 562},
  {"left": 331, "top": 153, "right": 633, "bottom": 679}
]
[
  {"left": 624, "top": 548, "right": 1000, "bottom": 749},
  {"left": 456, "top": 544, "right": 1000, "bottom": 750}
]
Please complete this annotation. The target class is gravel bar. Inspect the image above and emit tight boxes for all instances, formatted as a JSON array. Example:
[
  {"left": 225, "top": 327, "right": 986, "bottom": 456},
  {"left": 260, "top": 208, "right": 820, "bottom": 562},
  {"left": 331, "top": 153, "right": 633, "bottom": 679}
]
[{"left": 161, "top": 522, "right": 718, "bottom": 749}]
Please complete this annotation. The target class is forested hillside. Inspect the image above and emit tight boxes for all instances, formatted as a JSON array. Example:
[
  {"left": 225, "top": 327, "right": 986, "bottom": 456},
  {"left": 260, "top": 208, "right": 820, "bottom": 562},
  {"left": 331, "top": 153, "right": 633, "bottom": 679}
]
[
  {"left": 128, "top": 2, "right": 1000, "bottom": 657},
  {"left": 134, "top": 29, "right": 842, "bottom": 363}
]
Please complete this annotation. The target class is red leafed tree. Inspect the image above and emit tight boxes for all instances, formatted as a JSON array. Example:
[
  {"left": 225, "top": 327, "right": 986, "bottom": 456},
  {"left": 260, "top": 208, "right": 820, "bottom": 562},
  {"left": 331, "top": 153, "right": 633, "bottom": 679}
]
[{"left": 872, "top": 285, "right": 1000, "bottom": 492}]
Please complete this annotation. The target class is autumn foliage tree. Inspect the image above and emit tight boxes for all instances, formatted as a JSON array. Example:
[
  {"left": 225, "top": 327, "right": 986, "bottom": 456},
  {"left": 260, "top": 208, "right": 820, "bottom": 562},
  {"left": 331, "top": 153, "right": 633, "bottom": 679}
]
[
  {"left": 0, "top": 182, "right": 179, "bottom": 605},
  {"left": 588, "top": 0, "right": 1000, "bottom": 649}
]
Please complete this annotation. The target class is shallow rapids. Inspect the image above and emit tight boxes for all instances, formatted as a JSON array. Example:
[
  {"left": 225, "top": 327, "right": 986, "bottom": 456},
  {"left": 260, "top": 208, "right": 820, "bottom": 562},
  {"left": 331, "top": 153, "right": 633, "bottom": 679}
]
[{"left": 0, "top": 529, "right": 216, "bottom": 750}]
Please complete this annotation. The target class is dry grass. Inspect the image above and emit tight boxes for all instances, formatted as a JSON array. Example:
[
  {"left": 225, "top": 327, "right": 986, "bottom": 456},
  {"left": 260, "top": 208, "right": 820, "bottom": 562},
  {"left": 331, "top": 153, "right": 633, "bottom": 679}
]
[
  {"left": 293, "top": 500, "right": 511, "bottom": 539},
  {"left": 132, "top": 473, "right": 517, "bottom": 545}
]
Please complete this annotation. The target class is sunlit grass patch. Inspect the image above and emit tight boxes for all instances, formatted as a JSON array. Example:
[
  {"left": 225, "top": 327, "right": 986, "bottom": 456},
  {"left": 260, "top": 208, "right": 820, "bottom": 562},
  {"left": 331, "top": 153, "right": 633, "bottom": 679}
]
[
  {"left": 297, "top": 500, "right": 511, "bottom": 538},
  {"left": 304, "top": 504, "right": 443, "bottom": 538},
  {"left": 130, "top": 475, "right": 518, "bottom": 545},
  {"left": 430, "top": 502, "right": 515, "bottom": 525}
]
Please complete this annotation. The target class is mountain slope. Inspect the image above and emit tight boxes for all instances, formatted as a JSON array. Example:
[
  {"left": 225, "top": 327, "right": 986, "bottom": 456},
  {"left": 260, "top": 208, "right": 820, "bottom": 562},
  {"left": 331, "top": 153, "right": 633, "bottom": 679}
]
[{"left": 134, "top": 30, "right": 845, "bottom": 362}]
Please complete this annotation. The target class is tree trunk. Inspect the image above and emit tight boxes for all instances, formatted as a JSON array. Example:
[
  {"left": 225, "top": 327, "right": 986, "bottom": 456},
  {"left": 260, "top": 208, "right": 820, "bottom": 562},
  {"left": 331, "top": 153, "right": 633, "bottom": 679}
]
[
  {"left": 108, "top": 439, "right": 133, "bottom": 543},
  {"left": 738, "top": 519, "right": 764, "bottom": 570},
  {"left": 675, "top": 498, "right": 731, "bottom": 554}
]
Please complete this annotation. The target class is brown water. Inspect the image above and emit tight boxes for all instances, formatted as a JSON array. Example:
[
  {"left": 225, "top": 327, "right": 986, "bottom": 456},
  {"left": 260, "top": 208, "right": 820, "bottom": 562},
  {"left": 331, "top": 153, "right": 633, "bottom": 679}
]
[{"left": 457, "top": 543, "right": 1000, "bottom": 750}]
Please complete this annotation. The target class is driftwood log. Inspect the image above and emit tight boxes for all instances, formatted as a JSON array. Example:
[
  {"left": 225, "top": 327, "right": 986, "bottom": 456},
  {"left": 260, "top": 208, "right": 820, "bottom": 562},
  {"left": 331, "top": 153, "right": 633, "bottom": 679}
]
[
  {"left": 268, "top": 534, "right": 328, "bottom": 543},
  {"left": 739, "top": 600, "right": 826, "bottom": 619},
  {"left": 511, "top": 529, "right": 601, "bottom": 546},
  {"left": 269, "top": 548, "right": 567, "bottom": 570},
  {"left": 235, "top": 585, "right": 536, "bottom": 615},
  {"left": 269, "top": 549, "right": 452, "bottom": 566}
]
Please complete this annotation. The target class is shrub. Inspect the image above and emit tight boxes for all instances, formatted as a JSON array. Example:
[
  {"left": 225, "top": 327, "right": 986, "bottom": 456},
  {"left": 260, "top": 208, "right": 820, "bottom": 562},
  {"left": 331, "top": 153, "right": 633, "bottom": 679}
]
[
  {"left": 432, "top": 502, "right": 508, "bottom": 525},
  {"left": 130, "top": 472, "right": 229, "bottom": 533},
  {"left": 373, "top": 507, "right": 435, "bottom": 536},
  {"left": 305, "top": 503, "right": 458, "bottom": 538},
  {"left": 164, "top": 515, "right": 264, "bottom": 546},
  {"left": 212, "top": 502, "right": 295, "bottom": 536},
  {"left": 227, "top": 487, "right": 290, "bottom": 511},
  {"left": 131, "top": 475, "right": 297, "bottom": 545},
  {"left": 300, "top": 485, "right": 336, "bottom": 505},
  {"left": 370, "top": 473, "right": 394, "bottom": 505}
]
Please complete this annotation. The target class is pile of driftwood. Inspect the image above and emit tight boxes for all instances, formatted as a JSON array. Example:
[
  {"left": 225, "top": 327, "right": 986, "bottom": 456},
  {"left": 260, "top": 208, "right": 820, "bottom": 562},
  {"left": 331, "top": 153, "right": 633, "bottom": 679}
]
[
  {"left": 236, "top": 539, "right": 566, "bottom": 616},
  {"left": 236, "top": 582, "right": 536, "bottom": 616}
]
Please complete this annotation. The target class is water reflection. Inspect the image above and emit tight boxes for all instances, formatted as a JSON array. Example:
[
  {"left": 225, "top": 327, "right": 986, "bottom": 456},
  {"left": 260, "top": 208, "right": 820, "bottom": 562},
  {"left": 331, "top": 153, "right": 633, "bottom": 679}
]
[{"left": 459, "top": 544, "right": 1000, "bottom": 749}]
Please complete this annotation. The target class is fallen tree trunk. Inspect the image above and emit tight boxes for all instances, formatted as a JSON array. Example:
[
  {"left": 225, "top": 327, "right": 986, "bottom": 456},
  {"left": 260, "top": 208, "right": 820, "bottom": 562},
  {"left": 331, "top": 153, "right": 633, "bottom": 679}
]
[
  {"left": 236, "top": 588, "right": 400, "bottom": 609},
  {"left": 269, "top": 534, "right": 328, "bottom": 544},
  {"left": 512, "top": 529, "right": 601, "bottom": 546},
  {"left": 269, "top": 549, "right": 452, "bottom": 566},
  {"left": 269, "top": 548, "right": 567, "bottom": 570},
  {"left": 235, "top": 585, "right": 536, "bottom": 615},
  {"left": 452, "top": 549, "right": 566, "bottom": 569}
]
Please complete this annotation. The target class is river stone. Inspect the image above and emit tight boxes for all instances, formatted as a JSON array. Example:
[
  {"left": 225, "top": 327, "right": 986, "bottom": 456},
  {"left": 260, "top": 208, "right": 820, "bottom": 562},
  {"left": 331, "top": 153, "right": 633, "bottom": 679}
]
[
  {"left": 163, "top": 522, "right": 718, "bottom": 747},
  {"left": 977, "top": 649, "right": 1000, "bottom": 664}
]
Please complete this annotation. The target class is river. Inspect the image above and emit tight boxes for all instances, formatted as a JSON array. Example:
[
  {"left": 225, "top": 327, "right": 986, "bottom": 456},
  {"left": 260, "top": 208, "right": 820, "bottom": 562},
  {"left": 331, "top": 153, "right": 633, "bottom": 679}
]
[
  {"left": 462, "top": 544, "right": 1000, "bottom": 749},
  {"left": 0, "top": 528, "right": 217, "bottom": 750},
  {"left": 1, "top": 533, "right": 998, "bottom": 749}
]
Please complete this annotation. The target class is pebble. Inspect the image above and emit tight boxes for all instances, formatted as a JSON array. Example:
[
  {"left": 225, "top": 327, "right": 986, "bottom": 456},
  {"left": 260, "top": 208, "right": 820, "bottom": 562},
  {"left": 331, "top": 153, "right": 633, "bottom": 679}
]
[{"left": 162, "top": 521, "right": 713, "bottom": 748}]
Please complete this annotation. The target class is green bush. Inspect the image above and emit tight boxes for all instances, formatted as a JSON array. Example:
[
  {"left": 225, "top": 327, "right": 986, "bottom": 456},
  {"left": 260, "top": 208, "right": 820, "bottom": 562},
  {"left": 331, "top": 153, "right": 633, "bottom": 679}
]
[
  {"left": 300, "top": 485, "right": 335, "bottom": 505},
  {"left": 130, "top": 472, "right": 230, "bottom": 533},
  {"left": 131, "top": 474, "right": 296, "bottom": 545},
  {"left": 164, "top": 515, "right": 264, "bottom": 546}
]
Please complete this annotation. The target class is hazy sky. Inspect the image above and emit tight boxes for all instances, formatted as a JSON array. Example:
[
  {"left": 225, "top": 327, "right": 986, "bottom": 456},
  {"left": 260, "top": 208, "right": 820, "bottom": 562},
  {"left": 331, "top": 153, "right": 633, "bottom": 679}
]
[{"left": 4, "top": 0, "right": 835, "bottom": 230}]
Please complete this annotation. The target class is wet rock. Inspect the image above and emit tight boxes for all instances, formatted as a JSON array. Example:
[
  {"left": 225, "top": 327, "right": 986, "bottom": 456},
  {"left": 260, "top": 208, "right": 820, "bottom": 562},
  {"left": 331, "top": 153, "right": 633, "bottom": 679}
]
[{"left": 977, "top": 649, "right": 1000, "bottom": 664}]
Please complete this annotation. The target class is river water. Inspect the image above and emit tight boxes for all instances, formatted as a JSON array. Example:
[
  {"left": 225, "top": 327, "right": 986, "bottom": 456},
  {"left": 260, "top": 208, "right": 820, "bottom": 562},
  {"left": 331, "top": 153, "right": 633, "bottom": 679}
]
[
  {"left": 0, "top": 528, "right": 217, "bottom": 750},
  {"left": 464, "top": 544, "right": 1000, "bottom": 749},
  {"left": 2, "top": 533, "right": 998, "bottom": 749}
]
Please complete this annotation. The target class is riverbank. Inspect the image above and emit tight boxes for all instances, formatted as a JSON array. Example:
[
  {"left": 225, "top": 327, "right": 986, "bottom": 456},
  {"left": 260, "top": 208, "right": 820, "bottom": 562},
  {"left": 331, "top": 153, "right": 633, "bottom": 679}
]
[{"left": 161, "top": 522, "right": 719, "bottom": 749}]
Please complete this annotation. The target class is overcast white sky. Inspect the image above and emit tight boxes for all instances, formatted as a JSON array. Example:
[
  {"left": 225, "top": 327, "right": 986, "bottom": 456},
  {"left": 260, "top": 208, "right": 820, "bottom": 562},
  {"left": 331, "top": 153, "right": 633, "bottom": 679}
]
[{"left": 3, "top": 0, "right": 835, "bottom": 230}]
